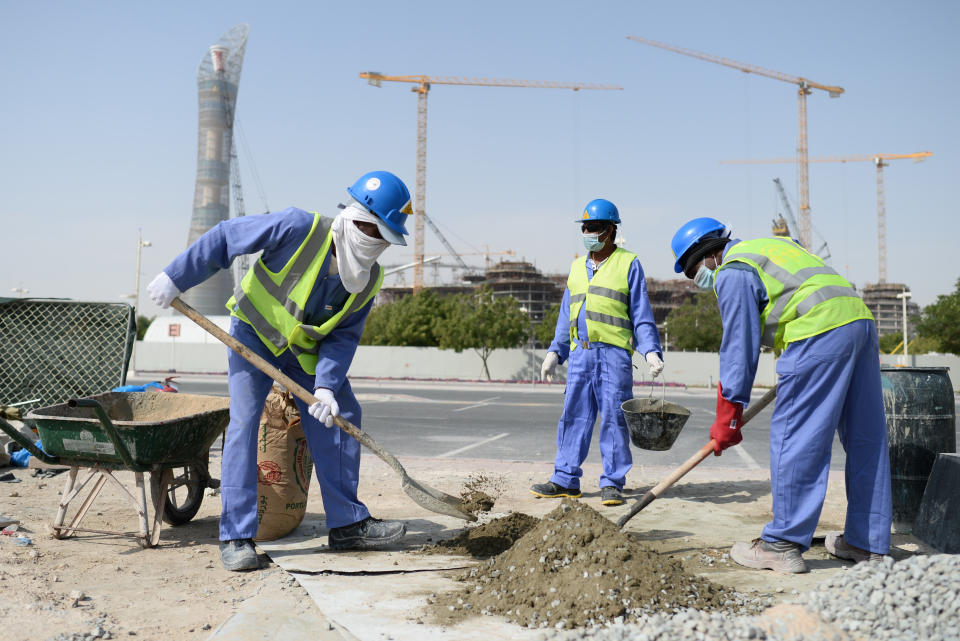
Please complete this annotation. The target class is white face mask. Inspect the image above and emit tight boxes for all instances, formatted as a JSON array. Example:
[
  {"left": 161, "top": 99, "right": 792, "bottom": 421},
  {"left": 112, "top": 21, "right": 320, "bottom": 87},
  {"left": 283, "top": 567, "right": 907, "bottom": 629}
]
[{"left": 331, "top": 205, "right": 390, "bottom": 293}]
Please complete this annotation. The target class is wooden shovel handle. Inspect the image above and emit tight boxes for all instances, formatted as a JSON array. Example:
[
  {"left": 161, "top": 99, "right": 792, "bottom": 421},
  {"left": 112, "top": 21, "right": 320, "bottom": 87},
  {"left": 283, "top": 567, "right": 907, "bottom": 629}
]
[{"left": 617, "top": 386, "right": 777, "bottom": 529}]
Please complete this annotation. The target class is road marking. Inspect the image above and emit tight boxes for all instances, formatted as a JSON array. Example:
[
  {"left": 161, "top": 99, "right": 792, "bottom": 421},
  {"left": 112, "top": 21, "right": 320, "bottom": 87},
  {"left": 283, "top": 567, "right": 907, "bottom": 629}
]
[
  {"left": 733, "top": 443, "right": 762, "bottom": 470},
  {"left": 452, "top": 396, "right": 500, "bottom": 412},
  {"left": 437, "top": 432, "right": 510, "bottom": 458}
]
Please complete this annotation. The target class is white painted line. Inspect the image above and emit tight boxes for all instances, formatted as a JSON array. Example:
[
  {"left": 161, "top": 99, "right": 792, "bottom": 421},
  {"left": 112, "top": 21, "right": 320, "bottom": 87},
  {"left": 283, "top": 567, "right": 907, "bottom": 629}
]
[
  {"left": 437, "top": 432, "right": 510, "bottom": 458},
  {"left": 733, "top": 443, "right": 763, "bottom": 470},
  {"left": 452, "top": 396, "right": 500, "bottom": 412}
]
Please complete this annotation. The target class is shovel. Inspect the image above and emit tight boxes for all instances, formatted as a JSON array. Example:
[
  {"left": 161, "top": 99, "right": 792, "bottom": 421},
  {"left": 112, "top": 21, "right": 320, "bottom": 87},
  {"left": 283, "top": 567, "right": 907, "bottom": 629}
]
[
  {"left": 617, "top": 386, "right": 777, "bottom": 529},
  {"left": 171, "top": 297, "right": 477, "bottom": 522}
]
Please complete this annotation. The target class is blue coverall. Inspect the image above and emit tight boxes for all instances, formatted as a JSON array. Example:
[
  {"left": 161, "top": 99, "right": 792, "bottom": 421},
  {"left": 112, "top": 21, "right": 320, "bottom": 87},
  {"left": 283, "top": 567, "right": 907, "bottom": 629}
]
[
  {"left": 716, "top": 240, "right": 892, "bottom": 554},
  {"left": 547, "top": 257, "right": 662, "bottom": 491},
  {"left": 164, "top": 208, "right": 374, "bottom": 540}
]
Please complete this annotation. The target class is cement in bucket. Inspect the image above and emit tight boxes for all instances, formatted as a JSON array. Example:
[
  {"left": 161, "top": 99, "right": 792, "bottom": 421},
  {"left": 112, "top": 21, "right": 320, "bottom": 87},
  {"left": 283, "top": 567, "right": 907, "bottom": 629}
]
[{"left": 621, "top": 398, "right": 691, "bottom": 451}]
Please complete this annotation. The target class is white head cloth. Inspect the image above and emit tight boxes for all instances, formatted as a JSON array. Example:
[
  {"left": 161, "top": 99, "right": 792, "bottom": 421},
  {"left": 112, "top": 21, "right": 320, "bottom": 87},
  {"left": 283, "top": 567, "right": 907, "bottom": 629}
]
[{"left": 330, "top": 204, "right": 390, "bottom": 293}]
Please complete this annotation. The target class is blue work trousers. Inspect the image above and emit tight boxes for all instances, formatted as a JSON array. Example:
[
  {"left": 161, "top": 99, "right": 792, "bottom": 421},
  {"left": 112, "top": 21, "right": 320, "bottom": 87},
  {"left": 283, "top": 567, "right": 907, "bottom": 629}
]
[
  {"left": 550, "top": 342, "right": 634, "bottom": 491},
  {"left": 219, "top": 318, "right": 369, "bottom": 541},
  {"left": 762, "top": 319, "right": 892, "bottom": 553}
]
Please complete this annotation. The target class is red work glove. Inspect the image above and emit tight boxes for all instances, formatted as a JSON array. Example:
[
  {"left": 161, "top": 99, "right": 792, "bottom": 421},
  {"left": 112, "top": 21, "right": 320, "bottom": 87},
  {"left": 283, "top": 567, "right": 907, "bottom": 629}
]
[{"left": 709, "top": 382, "right": 744, "bottom": 456}]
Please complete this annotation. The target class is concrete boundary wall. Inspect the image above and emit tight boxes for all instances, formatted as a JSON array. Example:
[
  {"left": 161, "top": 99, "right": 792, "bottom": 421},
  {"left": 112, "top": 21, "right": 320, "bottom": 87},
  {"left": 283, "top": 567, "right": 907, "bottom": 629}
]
[{"left": 134, "top": 342, "right": 960, "bottom": 390}]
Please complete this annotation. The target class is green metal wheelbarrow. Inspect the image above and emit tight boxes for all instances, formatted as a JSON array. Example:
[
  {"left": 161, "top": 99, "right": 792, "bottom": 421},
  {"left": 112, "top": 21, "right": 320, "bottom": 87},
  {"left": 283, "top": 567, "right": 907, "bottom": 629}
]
[{"left": 0, "top": 391, "right": 229, "bottom": 548}]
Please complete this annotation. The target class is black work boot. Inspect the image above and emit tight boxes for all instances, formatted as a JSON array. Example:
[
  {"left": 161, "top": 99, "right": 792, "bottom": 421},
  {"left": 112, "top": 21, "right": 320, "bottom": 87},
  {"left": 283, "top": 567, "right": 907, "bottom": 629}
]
[
  {"left": 600, "top": 486, "right": 624, "bottom": 506},
  {"left": 219, "top": 538, "right": 259, "bottom": 571},
  {"left": 529, "top": 481, "right": 582, "bottom": 499},
  {"left": 328, "top": 516, "right": 406, "bottom": 551}
]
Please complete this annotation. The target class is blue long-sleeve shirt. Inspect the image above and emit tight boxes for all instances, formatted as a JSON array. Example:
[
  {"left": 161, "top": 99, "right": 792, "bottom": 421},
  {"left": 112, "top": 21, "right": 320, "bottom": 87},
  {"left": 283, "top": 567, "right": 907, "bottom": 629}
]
[
  {"left": 547, "top": 256, "right": 662, "bottom": 363},
  {"left": 715, "top": 239, "right": 769, "bottom": 406},
  {"left": 163, "top": 207, "right": 371, "bottom": 392}
]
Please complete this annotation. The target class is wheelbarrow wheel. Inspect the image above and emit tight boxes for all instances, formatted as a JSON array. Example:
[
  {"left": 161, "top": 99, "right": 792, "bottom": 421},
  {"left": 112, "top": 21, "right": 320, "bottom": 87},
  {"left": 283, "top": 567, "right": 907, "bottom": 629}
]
[{"left": 152, "top": 459, "right": 209, "bottom": 526}]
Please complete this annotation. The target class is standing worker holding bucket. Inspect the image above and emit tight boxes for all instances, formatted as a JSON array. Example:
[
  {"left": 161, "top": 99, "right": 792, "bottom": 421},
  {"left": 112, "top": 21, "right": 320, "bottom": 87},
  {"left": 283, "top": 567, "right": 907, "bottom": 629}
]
[
  {"left": 670, "top": 217, "right": 892, "bottom": 573},
  {"left": 147, "top": 171, "right": 412, "bottom": 571},
  {"left": 532, "top": 199, "right": 663, "bottom": 507}
]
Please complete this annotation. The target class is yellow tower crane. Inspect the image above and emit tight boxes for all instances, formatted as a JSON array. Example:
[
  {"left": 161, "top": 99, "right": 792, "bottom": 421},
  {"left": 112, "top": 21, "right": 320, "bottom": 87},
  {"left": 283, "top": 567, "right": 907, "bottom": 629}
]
[
  {"left": 722, "top": 151, "right": 933, "bottom": 283},
  {"left": 360, "top": 72, "right": 622, "bottom": 291},
  {"left": 626, "top": 35, "right": 844, "bottom": 250}
]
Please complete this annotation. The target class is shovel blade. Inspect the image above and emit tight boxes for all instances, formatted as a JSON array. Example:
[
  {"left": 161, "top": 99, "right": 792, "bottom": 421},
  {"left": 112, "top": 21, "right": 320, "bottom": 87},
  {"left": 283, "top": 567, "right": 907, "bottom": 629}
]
[{"left": 402, "top": 478, "right": 477, "bottom": 522}]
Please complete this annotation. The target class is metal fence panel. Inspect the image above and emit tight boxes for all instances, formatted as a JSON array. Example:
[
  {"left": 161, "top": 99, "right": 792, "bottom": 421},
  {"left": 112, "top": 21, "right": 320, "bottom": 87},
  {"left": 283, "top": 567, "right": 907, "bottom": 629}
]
[{"left": 0, "top": 299, "right": 135, "bottom": 410}]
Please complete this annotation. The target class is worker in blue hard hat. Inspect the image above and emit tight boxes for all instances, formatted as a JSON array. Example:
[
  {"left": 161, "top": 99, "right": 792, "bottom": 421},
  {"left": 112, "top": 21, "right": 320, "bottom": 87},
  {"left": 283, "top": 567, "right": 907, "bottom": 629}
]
[
  {"left": 147, "top": 170, "right": 412, "bottom": 571},
  {"left": 670, "top": 217, "right": 892, "bottom": 573},
  {"left": 532, "top": 199, "right": 664, "bottom": 507}
]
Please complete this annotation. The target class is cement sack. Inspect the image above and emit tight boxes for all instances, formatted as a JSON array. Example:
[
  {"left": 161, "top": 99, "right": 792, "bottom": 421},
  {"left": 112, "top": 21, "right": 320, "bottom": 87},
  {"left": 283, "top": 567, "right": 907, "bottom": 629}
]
[{"left": 255, "top": 386, "right": 313, "bottom": 541}]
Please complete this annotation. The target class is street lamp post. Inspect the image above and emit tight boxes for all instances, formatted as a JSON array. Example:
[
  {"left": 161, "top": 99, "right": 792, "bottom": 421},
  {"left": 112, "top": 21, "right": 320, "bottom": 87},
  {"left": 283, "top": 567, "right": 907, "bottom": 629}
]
[
  {"left": 896, "top": 289, "right": 912, "bottom": 364},
  {"left": 133, "top": 228, "right": 152, "bottom": 316}
]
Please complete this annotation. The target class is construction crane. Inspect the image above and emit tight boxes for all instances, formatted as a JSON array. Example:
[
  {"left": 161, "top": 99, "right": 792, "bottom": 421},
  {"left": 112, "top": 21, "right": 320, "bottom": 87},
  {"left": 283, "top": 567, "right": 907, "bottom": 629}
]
[
  {"left": 360, "top": 72, "right": 622, "bottom": 292},
  {"left": 626, "top": 35, "right": 844, "bottom": 249},
  {"left": 772, "top": 178, "right": 831, "bottom": 262},
  {"left": 723, "top": 152, "right": 932, "bottom": 283}
]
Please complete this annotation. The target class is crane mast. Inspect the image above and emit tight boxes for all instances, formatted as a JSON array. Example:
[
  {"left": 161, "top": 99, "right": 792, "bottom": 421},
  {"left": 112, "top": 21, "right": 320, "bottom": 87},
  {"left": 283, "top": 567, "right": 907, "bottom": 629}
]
[{"left": 361, "top": 72, "right": 622, "bottom": 291}]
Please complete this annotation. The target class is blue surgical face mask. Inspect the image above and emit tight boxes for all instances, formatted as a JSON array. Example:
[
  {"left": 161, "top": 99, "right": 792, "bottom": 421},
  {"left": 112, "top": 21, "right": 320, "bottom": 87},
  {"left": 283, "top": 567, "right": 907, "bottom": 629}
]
[
  {"left": 582, "top": 233, "right": 605, "bottom": 252},
  {"left": 694, "top": 263, "right": 716, "bottom": 290}
]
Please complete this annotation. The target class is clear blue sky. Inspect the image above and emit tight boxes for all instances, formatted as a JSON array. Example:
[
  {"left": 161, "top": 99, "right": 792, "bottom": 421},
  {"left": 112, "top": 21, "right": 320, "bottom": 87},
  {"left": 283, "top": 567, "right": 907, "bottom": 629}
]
[{"left": 2, "top": 1, "right": 956, "bottom": 317}]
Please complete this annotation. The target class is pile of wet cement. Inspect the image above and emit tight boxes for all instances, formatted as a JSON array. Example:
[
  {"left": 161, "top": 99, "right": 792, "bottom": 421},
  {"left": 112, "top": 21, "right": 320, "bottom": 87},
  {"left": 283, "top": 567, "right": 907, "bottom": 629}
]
[
  {"left": 425, "top": 512, "right": 538, "bottom": 557},
  {"left": 431, "top": 500, "right": 761, "bottom": 629}
]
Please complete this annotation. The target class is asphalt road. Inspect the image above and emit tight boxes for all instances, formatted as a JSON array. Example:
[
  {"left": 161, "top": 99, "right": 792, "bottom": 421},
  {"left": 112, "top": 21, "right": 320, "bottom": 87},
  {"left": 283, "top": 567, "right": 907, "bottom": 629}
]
[{"left": 155, "top": 376, "right": 874, "bottom": 477}]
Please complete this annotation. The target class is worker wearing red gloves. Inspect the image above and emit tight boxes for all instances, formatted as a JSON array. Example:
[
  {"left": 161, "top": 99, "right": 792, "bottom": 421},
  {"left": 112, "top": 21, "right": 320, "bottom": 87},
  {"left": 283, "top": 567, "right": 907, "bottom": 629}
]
[{"left": 670, "top": 218, "right": 892, "bottom": 574}]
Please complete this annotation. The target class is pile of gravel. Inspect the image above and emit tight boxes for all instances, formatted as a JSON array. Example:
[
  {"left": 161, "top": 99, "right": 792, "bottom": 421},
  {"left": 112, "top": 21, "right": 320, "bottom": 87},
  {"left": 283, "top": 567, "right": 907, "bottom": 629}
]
[
  {"left": 799, "top": 553, "right": 960, "bottom": 641},
  {"left": 544, "top": 553, "right": 960, "bottom": 641}
]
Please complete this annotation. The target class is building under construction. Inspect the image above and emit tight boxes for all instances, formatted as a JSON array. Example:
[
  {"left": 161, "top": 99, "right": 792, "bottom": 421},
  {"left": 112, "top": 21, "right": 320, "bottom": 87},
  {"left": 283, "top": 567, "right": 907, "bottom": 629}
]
[
  {"left": 862, "top": 282, "right": 920, "bottom": 337},
  {"left": 181, "top": 24, "right": 249, "bottom": 316}
]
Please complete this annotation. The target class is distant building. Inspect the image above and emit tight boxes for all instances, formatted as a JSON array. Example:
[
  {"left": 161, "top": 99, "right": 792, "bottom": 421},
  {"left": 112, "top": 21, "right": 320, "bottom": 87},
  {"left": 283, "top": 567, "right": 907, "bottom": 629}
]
[{"left": 862, "top": 282, "right": 920, "bottom": 337}]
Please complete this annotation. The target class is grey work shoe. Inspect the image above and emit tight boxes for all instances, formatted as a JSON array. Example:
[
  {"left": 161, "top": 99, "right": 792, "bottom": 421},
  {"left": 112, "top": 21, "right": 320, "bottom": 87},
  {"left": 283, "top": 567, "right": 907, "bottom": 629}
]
[
  {"left": 825, "top": 532, "right": 887, "bottom": 563},
  {"left": 529, "top": 481, "right": 582, "bottom": 499},
  {"left": 730, "top": 537, "right": 809, "bottom": 574},
  {"left": 328, "top": 516, "right": 406, "bottom": 551},
  {"left": 600, "top": 486, "right": 624, "bottom": 506},
  {"left": 219, "top": 538, "right": 259, "bottom": 571}
]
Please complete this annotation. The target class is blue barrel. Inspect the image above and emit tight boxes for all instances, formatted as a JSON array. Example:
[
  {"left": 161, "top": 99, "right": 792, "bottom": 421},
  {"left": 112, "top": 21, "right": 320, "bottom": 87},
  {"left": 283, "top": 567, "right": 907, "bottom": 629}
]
[{"left": 881, "top": 366, "right": 956, "bottom": 532}]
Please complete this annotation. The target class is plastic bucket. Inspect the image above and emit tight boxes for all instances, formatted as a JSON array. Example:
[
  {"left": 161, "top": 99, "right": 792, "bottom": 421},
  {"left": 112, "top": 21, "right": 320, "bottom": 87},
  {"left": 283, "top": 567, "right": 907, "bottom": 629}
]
[
  {"left": 881, "top": 366, "right": 956, "bottom": 532},
  {"left": 621, "top": 398, "right": 691, "bottom": 451}
]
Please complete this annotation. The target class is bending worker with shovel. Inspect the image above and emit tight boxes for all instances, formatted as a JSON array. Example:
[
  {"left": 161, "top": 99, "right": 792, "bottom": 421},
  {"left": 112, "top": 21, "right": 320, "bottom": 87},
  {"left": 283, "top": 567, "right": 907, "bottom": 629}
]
[
  {"left": 670, "top": 217, "right": 892, "bottom": 573},
  {"left": 147, "top": 171, "right": 411, "bottom": 571}
]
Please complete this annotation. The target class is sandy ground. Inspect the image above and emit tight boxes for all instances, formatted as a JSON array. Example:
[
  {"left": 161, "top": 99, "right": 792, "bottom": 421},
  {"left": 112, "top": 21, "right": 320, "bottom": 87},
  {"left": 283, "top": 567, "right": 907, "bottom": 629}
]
[{"left": 0, "top": 445, "right": 934, "bottom": 641}]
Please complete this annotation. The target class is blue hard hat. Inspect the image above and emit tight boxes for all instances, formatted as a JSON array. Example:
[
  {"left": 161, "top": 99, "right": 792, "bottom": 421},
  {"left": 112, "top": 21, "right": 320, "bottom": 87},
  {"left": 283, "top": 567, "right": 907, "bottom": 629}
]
[
  {"left": 578, "top": 198, "right": 621, "bottom": 224},
  {"left": 346, "top": 171, "right": 412, "bottom": 245},
  {"left": 671, "top": 217, "right": 728, "bottom": 273}
]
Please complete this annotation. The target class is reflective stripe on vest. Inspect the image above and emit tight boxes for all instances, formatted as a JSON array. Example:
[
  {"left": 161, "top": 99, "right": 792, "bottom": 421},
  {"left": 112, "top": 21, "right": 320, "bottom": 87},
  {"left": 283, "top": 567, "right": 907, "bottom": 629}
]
[
  {"left": 566, "top": 247, "right": 637, "bottom": 353},
  {"left": 718, "top": 237, "right": 873, "bottom": 352},
  {"left": 226, "top": 213, "right": 383, "bottom": 373}
]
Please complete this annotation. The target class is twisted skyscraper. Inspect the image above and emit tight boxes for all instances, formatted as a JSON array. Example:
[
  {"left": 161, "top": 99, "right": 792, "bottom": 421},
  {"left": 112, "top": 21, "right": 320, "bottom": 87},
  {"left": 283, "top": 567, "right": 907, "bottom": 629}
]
[{"left": 181, "top": 24, "right": 249, "bottom": 315}]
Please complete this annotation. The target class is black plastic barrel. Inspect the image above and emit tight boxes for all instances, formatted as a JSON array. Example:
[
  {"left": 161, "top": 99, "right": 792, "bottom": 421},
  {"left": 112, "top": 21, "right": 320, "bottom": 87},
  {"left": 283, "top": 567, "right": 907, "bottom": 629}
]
[{"left": 881, "top": 366, "right": 956, "bottom": 532}]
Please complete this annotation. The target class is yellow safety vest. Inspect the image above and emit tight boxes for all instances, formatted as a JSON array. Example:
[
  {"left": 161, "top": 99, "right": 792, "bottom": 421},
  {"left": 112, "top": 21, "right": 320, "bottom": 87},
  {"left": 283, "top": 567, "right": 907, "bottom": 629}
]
[
  {"left": 718, "top": 237, "right": 873, "bottom": 353},
  {"left": 226, "top": 213, "right": 383, "bottom": 373},
  {"left": 567, "top": 247, "right": 637, "bottom": 353}
]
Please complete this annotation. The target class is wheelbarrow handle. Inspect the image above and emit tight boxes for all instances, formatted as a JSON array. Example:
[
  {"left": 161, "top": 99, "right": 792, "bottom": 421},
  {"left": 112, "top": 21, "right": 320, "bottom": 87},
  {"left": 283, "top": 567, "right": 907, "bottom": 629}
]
[
  {"left": 68, "top": 398, "right": 142, "bottom": 471},
  {"left": 0, "top": 415, "right": 61, "bottom": 465},
  {"left": 617, "top": 386, "right": 777, "bottom": 529}
]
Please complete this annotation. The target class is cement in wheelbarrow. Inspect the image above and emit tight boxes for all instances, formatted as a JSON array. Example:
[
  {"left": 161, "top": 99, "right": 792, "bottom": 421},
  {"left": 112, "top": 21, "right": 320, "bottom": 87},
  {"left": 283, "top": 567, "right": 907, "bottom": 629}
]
[{"left": 27, "top": 391, "right": 229, "bottom": 468}]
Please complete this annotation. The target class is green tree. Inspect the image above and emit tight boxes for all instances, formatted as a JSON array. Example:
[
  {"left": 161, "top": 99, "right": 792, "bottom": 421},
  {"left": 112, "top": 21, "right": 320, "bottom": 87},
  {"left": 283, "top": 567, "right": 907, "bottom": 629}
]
[
  {"left": 915, "top": 278, "right": 960, "bottom": 354},
  {"left": 534, "top": 303, "right": 561, "bottom": 347},
  {"left": 360, "top": 290, "right": 452, "bottom": 346},
  {"left": 136, "top": 315, "right": 153, "bottom": 341},
  {"left": 878, "top": 332, "right": 904, "bottom": 354},
  {"left": 435, "top": 286, "right": 530, "bottom": 380},
  {"left": 665, "top": 290, "right": 723, "bottom": 352}
]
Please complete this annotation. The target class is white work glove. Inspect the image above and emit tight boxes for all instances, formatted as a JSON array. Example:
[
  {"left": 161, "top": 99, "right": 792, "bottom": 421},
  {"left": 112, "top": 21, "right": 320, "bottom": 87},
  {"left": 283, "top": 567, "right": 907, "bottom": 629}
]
[
  {"left": 540, "top": 352, "right": 559, "bottom": 382},
  {"left": 645, "top": 352, "right": 664, "bottom": 379},
  {"left": 146, "top": 272, "right": 180, "bottom": 309},
  {"left": 308, "top": 387, "right": 339, "bottom": 428}
]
